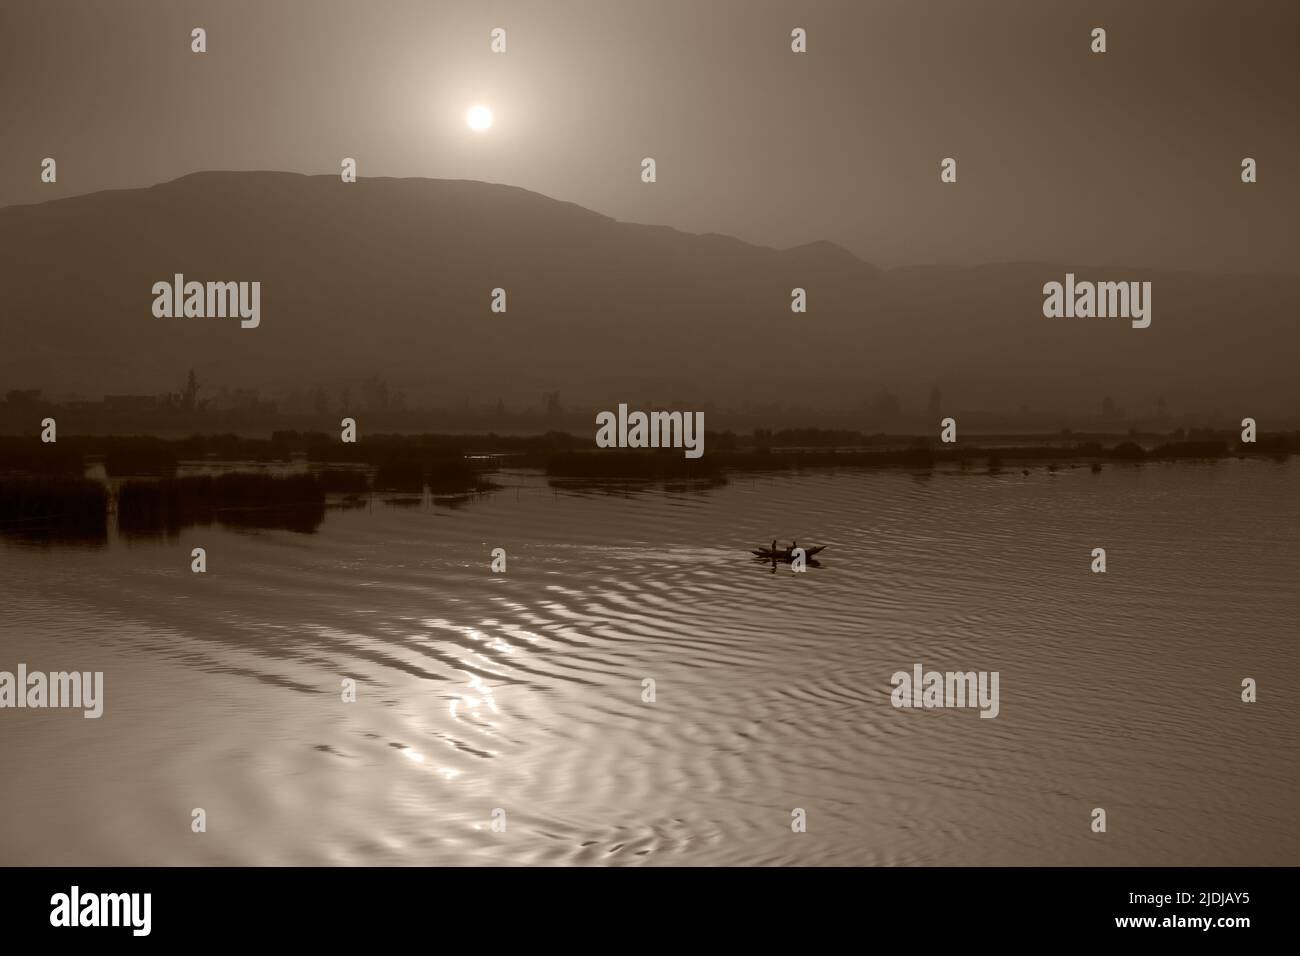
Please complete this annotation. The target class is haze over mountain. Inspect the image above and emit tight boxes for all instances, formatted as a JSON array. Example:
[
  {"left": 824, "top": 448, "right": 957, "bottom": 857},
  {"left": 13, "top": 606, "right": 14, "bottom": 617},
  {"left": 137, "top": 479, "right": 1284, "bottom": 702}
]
[{"left": 1, "top": 171, "right": 1295, "bottom": 427}]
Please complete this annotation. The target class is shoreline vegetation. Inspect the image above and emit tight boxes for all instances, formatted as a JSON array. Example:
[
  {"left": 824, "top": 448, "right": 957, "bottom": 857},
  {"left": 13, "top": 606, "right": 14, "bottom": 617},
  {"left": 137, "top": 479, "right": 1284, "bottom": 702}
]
[{"left": 1, "top": 428, "right": 1295, "bottom": 543}]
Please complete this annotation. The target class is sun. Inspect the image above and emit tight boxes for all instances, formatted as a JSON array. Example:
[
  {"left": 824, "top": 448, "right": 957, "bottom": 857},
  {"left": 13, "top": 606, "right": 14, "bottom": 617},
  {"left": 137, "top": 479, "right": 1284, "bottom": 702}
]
[{"left": 466, "top": 105, "right": 493, "bottom": 131}]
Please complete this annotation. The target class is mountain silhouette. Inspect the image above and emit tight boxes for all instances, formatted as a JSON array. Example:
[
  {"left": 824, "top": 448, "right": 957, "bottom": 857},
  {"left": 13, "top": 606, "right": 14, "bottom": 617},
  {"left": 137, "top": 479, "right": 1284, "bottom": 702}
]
[{"left": 1, "top": 171, "right": 1295, "bottom": 423}]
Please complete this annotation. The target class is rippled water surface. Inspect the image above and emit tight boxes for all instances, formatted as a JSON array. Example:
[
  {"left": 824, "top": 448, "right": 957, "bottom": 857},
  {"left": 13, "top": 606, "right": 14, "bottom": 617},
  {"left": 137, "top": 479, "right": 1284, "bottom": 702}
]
[{"left": 2, "top": 461, "right": 1298, "bottom": 865}]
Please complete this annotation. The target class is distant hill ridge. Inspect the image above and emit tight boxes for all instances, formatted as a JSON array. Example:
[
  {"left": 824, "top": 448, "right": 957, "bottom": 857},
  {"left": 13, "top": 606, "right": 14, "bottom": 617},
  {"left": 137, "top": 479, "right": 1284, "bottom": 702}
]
[{"left": 0, "top": 171, "right": 1295, "bottom": 422}]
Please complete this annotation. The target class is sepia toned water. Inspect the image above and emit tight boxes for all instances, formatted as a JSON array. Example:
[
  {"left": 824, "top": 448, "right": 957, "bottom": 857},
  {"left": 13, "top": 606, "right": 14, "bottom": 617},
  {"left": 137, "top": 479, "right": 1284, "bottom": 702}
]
[{"left": 1, "top": 460, "right": 1298, "bottom": 866}]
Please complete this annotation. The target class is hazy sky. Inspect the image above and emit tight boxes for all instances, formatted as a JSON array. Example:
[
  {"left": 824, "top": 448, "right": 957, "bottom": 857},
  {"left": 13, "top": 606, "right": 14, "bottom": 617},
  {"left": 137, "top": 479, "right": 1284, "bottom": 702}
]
[{"left": 2, "top": 0, "right": 1295, "bottom": 272}]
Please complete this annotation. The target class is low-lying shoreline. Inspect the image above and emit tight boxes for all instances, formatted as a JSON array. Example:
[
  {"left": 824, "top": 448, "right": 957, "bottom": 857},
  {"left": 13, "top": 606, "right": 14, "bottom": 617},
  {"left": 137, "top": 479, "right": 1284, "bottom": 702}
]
[
  {"left": 1, "top": 429, "right": 1294, "bottom": 542},
  {"left": 2, "top": 427, "right": 1294, "bottom": 475}
]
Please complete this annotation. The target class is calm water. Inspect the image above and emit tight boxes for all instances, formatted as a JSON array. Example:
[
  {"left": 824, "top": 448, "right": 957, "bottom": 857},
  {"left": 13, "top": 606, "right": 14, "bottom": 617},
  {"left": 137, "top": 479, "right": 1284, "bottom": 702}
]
[{"left": 2, "top": 460, "right": 1298, "bottom": 865}]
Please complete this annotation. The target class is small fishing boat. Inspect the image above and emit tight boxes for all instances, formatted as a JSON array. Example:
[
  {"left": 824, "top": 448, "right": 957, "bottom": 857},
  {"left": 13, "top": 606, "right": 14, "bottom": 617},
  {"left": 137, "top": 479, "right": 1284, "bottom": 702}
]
[{"left": 751, "top": 544, "right": 825, "bottom": 560}]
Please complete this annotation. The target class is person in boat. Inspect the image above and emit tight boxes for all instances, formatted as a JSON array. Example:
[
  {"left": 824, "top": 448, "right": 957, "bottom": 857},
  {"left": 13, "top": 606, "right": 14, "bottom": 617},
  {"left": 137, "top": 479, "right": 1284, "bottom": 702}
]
[{"left": 771, "top": 539, "right": 777, "bottom": 554}]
